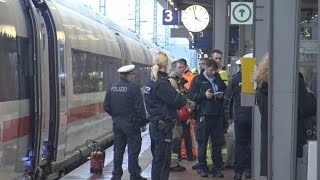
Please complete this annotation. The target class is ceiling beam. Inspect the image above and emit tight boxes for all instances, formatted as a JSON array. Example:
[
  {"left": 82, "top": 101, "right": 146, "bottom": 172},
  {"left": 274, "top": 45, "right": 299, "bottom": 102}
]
[{"left": 179, "top": 0, "right": 213, "bottom": 8}]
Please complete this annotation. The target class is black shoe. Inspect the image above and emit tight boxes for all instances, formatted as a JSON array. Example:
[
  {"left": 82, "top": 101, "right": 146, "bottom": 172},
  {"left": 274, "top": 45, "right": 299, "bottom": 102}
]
[
  {"left": 234, "top": 173, "right": 242, "bottom": 180},
  {"left": 192, "top": 163, "right": 199, "bottom": 170},
  {"left": 170, "top": 163, "right": 186, "bottom": 172},
  {"left": 244, "top": 169, "right": 252, "bottom": 178},
  {"left": 200, "top": 169, "right": 208, "bottom": 177},
  {"left": 130, "top": 175, "right": 147, "bottom": 180},
  {"left": 213, "top": 170, "right": 224, "bottom": 178}
]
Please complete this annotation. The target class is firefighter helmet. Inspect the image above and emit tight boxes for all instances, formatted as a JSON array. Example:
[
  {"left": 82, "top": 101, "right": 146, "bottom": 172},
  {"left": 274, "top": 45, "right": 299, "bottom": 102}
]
[{"left": 177, "top": 104, "right": 192, "bottom": 122}]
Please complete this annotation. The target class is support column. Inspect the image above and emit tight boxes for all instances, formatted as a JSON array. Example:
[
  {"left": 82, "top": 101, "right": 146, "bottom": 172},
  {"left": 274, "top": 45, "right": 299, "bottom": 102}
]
[
  {"left": 213, "top": 0, "right": 229, "bottom": 65},
  {"left": 317, "top": 1, "right": 320, "bottom": 179},
  {"left": 270, "top": 0, "right": 300, "bottom": 179},
  {"left": 239, "top": 25, "right": 245, "bottom": 56},
  {"left": 253, "top": 0, "right": 270, "bottom": 178}
]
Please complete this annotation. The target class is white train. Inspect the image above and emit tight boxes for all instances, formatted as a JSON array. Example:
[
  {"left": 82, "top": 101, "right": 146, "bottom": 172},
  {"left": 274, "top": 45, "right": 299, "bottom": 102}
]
[{"left": 0, "top": 0, "right": 173, "bottom": 179}]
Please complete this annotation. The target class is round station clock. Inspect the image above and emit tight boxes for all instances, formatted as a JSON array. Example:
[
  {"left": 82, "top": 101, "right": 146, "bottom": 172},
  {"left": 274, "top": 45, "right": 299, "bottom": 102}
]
[{"left": 181, "top": 5, "right": 210, "bottom": 32}]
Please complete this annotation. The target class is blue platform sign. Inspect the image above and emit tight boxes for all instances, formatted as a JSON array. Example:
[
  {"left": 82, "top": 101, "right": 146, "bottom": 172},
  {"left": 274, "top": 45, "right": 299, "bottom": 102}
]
[
  {"left": 162, "top": 9, "right": 179, "bottom": 25},
  {"left": 229, "top": 26, "right": 239, "bottom": 49},
  {"left": 190, "top": 31, "right": 213, "bottom": 50}
]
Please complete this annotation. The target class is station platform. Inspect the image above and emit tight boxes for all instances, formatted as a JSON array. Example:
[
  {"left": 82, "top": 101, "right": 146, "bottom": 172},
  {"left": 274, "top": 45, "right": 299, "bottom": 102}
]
[{"left": 61, "top": 130, "right": 239, "bottom": 180}]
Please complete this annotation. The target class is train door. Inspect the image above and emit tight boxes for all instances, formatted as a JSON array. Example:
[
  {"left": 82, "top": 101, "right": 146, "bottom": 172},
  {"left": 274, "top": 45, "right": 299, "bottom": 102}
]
[{"left": 31, "top": 1, "right": 61, "bottom": 171}]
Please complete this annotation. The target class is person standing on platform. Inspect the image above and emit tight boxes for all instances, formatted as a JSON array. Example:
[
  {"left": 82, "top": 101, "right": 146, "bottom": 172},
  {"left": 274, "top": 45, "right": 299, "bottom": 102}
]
[
  {"left": 191, "top": 67, "right": 199, "bottom": 75},
  {"left": 212, "top": 49, "right": 223, "bottom": 69},
  {"left": 189, "top": 60, "right": 226, "bottom": 178},
  {"left": 191, "top": 57, "right": 210, "bottom": 170},
  {"left": 223, "top": 54, "right": 253, "bottom": 180},
  {"left": 167, "top": 60, "right": 187, "bottom": 172},
  {"left": 178, "top": 59, "right": 197, "bottom": 160},
  {"left": 144, "top": 52, "right": 187, "bottom": 180},
  {"left": 219, "top": 66, "right": 229, "bottom": 86},
  {"left": 104, "top": 65, "right": 148, "bottom": 180}
]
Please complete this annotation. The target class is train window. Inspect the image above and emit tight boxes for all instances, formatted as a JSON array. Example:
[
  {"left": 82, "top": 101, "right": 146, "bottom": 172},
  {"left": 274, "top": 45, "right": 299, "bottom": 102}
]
[
  {"left": 72, "top": 49, "right": 121, "bottom": 94},
  {"left": 0, "top": 35, "right": 30, "bottom": 102},
  {"left": 59, "top": 44, "right": 66, "bottom": 97},
  {"left": 132, "top": 62, "right": 151, "bottom": 87}
]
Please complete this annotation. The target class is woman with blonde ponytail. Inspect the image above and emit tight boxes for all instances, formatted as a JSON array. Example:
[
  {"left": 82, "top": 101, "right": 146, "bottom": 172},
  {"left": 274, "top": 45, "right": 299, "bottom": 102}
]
[
  {"left": 144, "top": 52, "right": 187, "bottom": 180},
  {"left": 151, "top": 52, "right": 169, "bottom": 81}
]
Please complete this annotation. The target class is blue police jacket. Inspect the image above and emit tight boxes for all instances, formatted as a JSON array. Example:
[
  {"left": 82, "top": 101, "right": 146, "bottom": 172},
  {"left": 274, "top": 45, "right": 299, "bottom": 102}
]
[
  {"left": 223, "top": 71, "right": 252, "bottom": 121},
  {"left": 144, "top": 71, "right": 187, "bottom": 122},
  {"left": 104, "top": 78, "right": 146, "bottom": 120}
]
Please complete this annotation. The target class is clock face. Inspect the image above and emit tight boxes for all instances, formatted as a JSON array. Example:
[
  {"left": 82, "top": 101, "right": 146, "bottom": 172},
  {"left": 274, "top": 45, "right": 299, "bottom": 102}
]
[{"left": 181, "top": 5, "right": 210, "bottom": 32}]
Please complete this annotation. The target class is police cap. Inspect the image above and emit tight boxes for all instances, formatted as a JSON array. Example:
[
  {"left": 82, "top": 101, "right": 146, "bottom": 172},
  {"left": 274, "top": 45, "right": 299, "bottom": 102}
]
[{"left": 117, "top": 64, "right": 135, "bottom": 74}]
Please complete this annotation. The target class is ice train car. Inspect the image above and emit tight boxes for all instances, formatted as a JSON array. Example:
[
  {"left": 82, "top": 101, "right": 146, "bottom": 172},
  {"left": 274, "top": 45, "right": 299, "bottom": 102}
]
[{"left": 0, "top": 0, "right": 172, "bottom": 179}]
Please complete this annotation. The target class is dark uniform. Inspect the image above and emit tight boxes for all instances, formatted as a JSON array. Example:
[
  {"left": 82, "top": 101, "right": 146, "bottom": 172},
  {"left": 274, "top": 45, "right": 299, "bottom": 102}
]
[
  {"left": 188, "top": 71, "right": 226, "bottom": 177},
  {"left": 104, "top": 78, "right": 147, "bottom": 180},
  {"left": 144, "top": 71, "right": 187, "bottom": 180},
  {"left": 223, "top": 71, "right": 252, "bottom": 179}
]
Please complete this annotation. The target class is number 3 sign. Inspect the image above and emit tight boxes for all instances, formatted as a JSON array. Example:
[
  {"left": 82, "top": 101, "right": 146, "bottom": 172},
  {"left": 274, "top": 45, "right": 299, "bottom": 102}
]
[{"left": 162, "top": 9, "right": 178, "bottom": 25}]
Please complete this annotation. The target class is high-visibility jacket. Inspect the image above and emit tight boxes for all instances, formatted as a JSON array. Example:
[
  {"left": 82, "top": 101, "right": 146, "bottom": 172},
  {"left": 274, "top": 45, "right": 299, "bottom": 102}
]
[
  {"left": 219, "top": 70, "right": 229, "bottom": 86},
  {"left": 182, "top": 70, "right": 194, "bottom": 89}
]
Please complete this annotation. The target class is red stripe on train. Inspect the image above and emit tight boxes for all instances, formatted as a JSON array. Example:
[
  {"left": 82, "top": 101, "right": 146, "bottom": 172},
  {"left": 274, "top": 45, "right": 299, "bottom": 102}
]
[
  {"left": 1, "top": 102, "right": 106, "bottom": 142},
  {"left": 67, "top": 102, "right": 104, "bottom": 123},
  {"left": 1, "top": 116, "right": 31, "bottom": 142}
]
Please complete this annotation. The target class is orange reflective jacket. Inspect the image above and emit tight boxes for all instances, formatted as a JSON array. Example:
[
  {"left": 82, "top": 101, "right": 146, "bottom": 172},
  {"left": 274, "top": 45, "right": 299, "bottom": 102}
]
[{"left": 182, "top": 70, "right": 194, "bottom": 89}]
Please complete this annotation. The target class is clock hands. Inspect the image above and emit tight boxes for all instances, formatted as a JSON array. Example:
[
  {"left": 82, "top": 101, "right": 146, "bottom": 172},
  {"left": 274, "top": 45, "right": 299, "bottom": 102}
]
[{"left": 193, "top": 6, "right": 197, "bottom": 20}]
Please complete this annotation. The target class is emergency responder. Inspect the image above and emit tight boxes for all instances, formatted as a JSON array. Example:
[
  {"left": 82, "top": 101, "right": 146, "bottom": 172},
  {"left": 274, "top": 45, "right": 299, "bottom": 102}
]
[
  {"left": 144, "top": 52, "right": 187, "bottom": 180},
  {"left": 219, "top": 66, "right": 229, "bottom": 85},
  {"left": 104, "top": 64, "right": 148, "bottom": 180},
  {"left": 168, "top": 60, "right": 195, "bottom": 163},
  {"left": 189, "top": 60, "right": 227, "bottom": 178},
  {"left": 223, "top": 54, "right": 253, "bottom": 180},
  {"left": 179, "top": 58, "right": 194, "bottom": 89},
  {"left": 168, "top": 60, "right": 187, "bottom": 171},
  {"left": 178, "top": 59, "right": 197, "bottom": 160},
  {"left": 191, "top": 68, "right": 199, "bottom": 75}
]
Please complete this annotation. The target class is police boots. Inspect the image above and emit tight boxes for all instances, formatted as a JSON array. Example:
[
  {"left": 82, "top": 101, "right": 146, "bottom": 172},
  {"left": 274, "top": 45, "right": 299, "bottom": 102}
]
[{"left": 130, "top": 175, "right": 147, "bottom": 180}]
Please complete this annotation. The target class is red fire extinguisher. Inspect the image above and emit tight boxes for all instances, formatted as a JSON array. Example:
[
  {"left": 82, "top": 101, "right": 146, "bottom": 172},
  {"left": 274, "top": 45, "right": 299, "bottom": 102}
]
[{"left": 87, "top": 140, "right": 105, "bottom": 174}]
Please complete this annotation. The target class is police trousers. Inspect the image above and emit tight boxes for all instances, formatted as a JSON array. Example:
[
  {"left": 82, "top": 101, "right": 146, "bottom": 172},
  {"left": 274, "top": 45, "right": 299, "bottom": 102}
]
[
  {"left": 195, "top": 115, "right": 224, "bottom": 172},
  {"left": 112, "top": 118, "right": 142, "bottom": 177},
  {"left": 149, "top": 121, "right": 173, "bottom": 180},
  {"left": 234, "top": 120, "right": 252, "bottom": 174}
]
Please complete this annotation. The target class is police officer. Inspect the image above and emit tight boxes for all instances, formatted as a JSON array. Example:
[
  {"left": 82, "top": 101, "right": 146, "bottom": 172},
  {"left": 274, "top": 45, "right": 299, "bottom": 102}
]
[
  {"left": 223, "top": 54, "right": 253, "bottom": 180},
  {"left": 189, "top": 60, "right": 226, "bottom": 178},
  {"left": 144, "top": 52, "right": 187, "bottom": 180},
  {"left": 104, "top": 64, "right": 147, "bottom": 180}
]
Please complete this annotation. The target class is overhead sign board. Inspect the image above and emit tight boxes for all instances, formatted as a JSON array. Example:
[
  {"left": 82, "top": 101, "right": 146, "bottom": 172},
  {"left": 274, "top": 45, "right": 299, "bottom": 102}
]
[
  {"left": 230, "top": 2, "right": 253, "bottom": 25},
  {"left": 229, "top": 26, "right": 239, "bottom": 49},
  {"left": 162, "top": 9, "right": 179, "bottom": 25}
]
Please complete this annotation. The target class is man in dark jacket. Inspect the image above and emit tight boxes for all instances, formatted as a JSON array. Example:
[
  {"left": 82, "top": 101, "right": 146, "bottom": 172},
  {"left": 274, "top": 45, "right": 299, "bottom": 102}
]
[
  {"left": 104, "top": 65, "right": 147, "bottom": 180},
  {"left": 188, "top": 60, "right": 226, "bottom": 178},
  {"left": 223, "top": 59, "right": 252, "bottom": 180}
]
